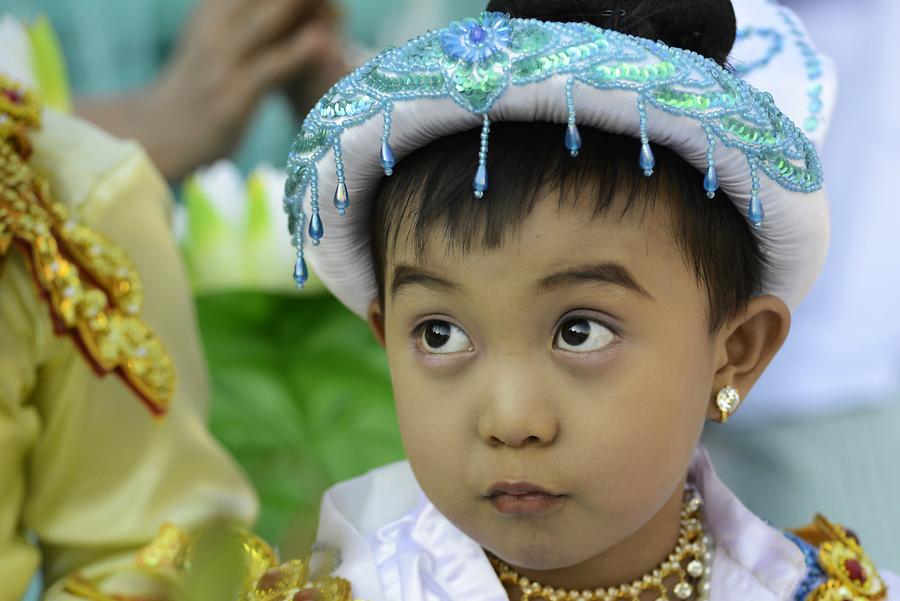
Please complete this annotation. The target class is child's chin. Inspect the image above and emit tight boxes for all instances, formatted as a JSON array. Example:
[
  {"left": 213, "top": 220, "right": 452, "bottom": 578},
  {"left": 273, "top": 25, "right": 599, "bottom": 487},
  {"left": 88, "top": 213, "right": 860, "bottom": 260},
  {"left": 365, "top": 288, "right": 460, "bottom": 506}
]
[{"left": 485, "top": 532, "right": 594, "bottom": 572}]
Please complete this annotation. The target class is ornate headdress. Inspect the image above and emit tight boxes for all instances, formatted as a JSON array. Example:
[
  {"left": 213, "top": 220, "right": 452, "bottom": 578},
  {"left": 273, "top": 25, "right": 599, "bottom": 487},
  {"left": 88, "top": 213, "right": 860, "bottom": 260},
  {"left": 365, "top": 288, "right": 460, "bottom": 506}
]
[{"left": 284, "top": 0, "right": 835, "bottom": 316}]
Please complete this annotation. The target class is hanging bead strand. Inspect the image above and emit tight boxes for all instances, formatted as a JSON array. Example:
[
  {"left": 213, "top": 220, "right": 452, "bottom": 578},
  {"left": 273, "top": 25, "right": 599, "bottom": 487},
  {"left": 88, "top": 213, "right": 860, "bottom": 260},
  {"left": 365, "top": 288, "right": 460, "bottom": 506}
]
[
  {"left": 564, "top": 77, "right": 582, "bottom": 157},
  {"left": 703, "top": 127, "right": 720, "bottom": 199},
  {"left": 473, "top": 114, "right": 491, "bottom": 198},
  {"left": 747, "top": 158, "right": 765, "bottom": 228},
  {"left": 638, "top": 97, "right": 655, "bottom": 177},
  {"left": 333, "top": 137, "right": 350, "bottom": 215},
  {"left": 381, "top": 103, "right": 396, "bottom": 176},
  {"left": 307, "top": 166, "right": 324, "bottom": 245},
  {"left": 293, "top": 210, "right": 309, "bottom": 288}
]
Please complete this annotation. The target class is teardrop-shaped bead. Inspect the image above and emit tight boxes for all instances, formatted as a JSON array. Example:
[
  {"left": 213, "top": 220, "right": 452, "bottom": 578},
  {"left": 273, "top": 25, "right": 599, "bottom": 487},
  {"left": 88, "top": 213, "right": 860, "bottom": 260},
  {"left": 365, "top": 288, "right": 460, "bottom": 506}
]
[
  {"left": 473, "top": 163, "right": 488, "bottom": 199},
  {"left": 703, "top": 164, "right": 719, "bottom": 198},
  {"left": 293, "top": 255, "right": 309, "bottom": 287},
  {"left": 565, "top": 123, "right": 582, "bottom": 157},
  {"left": 381, "top": 140, "right": 396, "bottom": 176},
  {"left": 748, "top": 195, "right": 765, "bottom": 228},
  {"left": 640, "top": 143, "right": 655, "bottom": 176},
  {"left": 333, "top": 182, "right": 350, "bottom": 215},
  {"left": 308, "top": 212, "right": 324, "bottom": 245}
]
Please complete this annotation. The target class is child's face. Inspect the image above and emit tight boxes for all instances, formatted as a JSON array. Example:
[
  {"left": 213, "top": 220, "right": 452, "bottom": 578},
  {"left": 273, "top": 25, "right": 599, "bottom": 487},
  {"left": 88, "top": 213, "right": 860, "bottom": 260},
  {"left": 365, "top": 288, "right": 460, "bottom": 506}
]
[{"left": 371, "top": 192, "right": 726, "bottom": 571}]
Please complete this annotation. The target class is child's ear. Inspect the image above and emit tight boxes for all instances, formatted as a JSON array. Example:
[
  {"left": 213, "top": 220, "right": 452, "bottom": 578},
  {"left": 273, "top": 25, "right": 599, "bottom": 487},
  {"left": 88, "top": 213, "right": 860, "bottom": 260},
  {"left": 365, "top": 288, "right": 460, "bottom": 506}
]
[
  {"left": 367, "top": 299, "right": 387, "bottom": 348},
  {"left": 708, "top": 295, "right": 791, "bottom": 420}
]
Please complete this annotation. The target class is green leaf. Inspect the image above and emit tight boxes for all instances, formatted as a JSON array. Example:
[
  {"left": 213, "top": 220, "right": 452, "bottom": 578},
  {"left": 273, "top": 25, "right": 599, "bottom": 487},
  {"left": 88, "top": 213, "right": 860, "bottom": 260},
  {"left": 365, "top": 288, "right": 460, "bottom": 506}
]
[{"left": 27, "top": 15, "right": 72, "bottom": 113}]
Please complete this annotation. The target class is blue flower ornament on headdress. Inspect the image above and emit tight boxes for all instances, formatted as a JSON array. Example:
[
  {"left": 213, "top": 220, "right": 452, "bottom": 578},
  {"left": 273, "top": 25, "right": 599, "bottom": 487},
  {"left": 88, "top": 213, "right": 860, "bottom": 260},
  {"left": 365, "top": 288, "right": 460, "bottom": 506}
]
[
  {"left": 284, "top": 5, "right": 833, "bottom": 318},
  {"left": 441, "top": 12, "right": 513, "bottom": 63}
]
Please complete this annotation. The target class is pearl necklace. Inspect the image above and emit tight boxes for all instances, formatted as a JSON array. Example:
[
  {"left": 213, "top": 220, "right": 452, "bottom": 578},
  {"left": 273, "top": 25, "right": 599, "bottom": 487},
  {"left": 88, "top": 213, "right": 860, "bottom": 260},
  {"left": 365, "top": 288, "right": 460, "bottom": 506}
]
[{"left": 489, "top": 487, "right": 714, "bottom": 601}]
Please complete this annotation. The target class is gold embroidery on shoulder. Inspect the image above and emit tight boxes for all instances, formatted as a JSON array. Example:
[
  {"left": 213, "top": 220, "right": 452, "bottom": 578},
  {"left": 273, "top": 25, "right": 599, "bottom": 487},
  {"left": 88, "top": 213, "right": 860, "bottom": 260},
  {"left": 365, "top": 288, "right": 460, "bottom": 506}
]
[
  {"left": 0, "top": 75, "right": 174, "bottom": 415},
  {"left": 64, "top": 523, "right": 359, "bottom": 601},
  {"left": 793, "top": 514, "right": 888, "bottom": 601}
]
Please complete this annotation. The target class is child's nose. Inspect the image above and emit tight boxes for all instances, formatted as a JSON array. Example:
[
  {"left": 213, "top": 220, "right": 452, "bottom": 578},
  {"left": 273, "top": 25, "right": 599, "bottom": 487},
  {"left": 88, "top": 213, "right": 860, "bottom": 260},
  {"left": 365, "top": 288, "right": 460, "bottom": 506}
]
[{"left": 476, "top": 362, "right": 559, "bottom": 447}]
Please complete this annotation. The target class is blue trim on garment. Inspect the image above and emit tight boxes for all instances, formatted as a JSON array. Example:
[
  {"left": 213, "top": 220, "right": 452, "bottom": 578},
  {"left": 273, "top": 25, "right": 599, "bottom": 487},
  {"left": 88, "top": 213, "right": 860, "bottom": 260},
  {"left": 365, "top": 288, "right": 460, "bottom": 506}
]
[{"left": 784, "top": 531, "right": 827, "bottom": 601}]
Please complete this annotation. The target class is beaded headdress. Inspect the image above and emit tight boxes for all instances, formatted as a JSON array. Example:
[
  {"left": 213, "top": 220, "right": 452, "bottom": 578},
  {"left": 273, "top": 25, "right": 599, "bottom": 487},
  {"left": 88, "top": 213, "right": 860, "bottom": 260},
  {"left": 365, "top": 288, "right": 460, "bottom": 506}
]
[{"left": 284, "top": 0, "right": 834, "bottom": 316}]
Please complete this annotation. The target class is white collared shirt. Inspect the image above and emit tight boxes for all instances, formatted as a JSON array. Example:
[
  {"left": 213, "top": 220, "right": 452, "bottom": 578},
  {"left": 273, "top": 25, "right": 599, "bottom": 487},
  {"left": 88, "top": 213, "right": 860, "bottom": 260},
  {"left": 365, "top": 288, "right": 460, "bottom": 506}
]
[{"left": 316, "top": 448, "right": 898, "bottom": 600}]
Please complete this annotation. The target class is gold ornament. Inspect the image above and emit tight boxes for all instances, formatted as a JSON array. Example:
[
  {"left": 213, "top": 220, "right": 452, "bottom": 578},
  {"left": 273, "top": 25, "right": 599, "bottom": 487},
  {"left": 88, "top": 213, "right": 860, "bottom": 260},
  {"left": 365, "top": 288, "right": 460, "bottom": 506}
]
[
  {"left": 794, "top": 515, "right": 888, "bottom": 601},
  {"left": 64, "top": 522, "right": 360, "bottom": 601},
  {"left": 0, "top": 74, "right": 175, "bottom": 415}
]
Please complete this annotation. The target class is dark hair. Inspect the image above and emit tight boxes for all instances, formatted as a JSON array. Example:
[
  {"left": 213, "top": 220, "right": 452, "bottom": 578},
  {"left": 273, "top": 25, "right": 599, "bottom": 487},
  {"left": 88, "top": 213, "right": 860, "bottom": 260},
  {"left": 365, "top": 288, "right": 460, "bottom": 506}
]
[{"left": 370, "top": 0, "right": 765, "bottom": 333}]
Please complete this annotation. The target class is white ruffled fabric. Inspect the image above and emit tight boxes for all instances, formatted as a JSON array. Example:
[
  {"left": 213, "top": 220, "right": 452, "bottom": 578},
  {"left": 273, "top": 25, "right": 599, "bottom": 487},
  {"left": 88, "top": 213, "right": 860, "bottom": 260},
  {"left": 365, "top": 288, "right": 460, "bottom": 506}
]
[{"left": 317, "top": 448, "right": 899, "bottom": 601}]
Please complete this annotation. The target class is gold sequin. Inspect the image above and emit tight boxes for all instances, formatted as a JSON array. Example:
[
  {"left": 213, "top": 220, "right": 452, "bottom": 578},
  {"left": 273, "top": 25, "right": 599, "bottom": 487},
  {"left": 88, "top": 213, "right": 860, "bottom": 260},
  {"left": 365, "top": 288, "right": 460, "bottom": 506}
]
[{"left": 1, "top": 74, "right": 174, "bottom": 415}]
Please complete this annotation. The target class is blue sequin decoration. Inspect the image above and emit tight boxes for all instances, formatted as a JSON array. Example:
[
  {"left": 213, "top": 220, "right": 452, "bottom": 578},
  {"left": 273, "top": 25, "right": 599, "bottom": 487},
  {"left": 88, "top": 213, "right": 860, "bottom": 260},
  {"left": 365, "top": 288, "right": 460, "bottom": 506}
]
[
  {"left": 441, "top": 12, "right": 512, "bottom": 63},
  {"left": 284, "top": 11, "right": 824, "bottom": 274}
]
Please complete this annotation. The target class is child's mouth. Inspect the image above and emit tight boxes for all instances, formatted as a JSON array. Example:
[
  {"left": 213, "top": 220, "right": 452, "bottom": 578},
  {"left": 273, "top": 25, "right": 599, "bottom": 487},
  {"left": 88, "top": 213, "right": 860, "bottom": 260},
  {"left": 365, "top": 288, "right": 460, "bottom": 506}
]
[{"left": 485, "top": 482, "right": 567, "bottom": 515}]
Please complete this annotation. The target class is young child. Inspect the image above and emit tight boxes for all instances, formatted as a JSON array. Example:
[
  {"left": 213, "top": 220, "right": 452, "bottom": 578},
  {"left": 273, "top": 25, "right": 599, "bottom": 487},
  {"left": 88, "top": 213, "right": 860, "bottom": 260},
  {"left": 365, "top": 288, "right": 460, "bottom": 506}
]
[{"left": 283, "top": 0, "right": 898, "bottom": 599}]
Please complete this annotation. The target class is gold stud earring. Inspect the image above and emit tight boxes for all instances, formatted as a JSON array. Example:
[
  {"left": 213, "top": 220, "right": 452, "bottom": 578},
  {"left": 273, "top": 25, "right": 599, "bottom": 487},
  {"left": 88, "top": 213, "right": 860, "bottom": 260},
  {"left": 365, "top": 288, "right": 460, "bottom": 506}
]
[{"left": 716, "top": 386, "right": 741, "bottom": 423}]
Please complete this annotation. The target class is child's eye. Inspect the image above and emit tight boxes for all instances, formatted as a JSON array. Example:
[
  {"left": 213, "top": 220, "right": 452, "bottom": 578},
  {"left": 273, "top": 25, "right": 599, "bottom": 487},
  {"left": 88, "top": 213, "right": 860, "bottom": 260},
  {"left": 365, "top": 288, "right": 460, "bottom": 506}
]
[
  {"left": 416, "top": 320, "right": 474, "bottom": 354},
  {"left": 554, "top": 317, "right": 615, "bottom": 352}
]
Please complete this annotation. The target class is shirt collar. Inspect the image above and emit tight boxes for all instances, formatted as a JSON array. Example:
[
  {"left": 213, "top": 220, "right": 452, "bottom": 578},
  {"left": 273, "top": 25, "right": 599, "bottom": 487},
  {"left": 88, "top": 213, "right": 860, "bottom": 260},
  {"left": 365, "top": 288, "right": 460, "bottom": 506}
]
[
  {"left": 320, "top": 447, "right": 810, "bottom": 601},
  {"left": 690, "top": 446, "right": 808, "bottom": 600}
]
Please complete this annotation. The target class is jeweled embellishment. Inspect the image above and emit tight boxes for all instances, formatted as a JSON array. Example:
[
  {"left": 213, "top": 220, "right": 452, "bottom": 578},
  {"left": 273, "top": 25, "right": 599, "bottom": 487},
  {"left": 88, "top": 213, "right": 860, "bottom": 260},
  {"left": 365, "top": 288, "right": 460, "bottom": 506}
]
[
  {"left": 284, "top": 12, "right": 824, "bottom": 288},
  {"left": 0, "top": 75, "right": 175, "bottom": 416},
  {"left": 716, "top": 386, "right": 741, "bottom": 423},
  {"left": 565, "top": 124, "right": 582, "bottom": 157},
  {"left": 704, "top": 164, "right": 719, "bottom": 198},
  {"left": 65, "top": 523, "right": 356, "bottom": 601},
  {"left": 639, "top": 143, "right": 656, "bottom": 177},
  {"left": 308, "top": 212, "right": 324, "bottom": 245},
  {"left": 293, "top": 254, "right": 309, "bottom": 287},
  {"left": 333, "top": 181, "right": 350, "bottom": 214},
  {"left": 441, "top": 12, "right": 512, "bottom": 63},
  {"left": 792, "top": 515, "right": 888, "bottom": 601}
]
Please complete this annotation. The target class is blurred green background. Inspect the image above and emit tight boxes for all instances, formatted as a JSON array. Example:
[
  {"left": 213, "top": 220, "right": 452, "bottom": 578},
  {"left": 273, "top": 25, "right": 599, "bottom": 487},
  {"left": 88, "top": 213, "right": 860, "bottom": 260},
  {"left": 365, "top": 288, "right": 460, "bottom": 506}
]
[{"left": 196, "top": 291, "right": 402, "bottom": 551}]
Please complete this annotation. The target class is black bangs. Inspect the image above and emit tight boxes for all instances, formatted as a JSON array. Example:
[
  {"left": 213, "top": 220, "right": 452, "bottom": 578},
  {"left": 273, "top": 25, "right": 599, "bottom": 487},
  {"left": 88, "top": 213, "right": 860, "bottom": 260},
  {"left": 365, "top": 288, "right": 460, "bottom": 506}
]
[{"left": 370, "top": 122, "right": 767, "bottom": 332}]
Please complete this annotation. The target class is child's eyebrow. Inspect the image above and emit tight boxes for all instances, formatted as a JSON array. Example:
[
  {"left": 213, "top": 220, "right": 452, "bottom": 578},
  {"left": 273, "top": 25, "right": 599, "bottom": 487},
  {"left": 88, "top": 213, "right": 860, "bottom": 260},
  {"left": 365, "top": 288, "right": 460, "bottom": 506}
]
[
  {"left": 390, "top": 264, "right": 462, "bottom": 299},
  {"left": 537, "top": 262, "right": 653, "bottom": 299}
]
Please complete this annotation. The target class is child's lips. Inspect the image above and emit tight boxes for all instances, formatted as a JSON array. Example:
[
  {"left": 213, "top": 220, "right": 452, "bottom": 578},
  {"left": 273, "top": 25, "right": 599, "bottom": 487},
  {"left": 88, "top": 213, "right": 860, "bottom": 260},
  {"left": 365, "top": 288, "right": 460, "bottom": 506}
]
[{"left": 485, "top": 481, "right": 568, "bottom": 515}]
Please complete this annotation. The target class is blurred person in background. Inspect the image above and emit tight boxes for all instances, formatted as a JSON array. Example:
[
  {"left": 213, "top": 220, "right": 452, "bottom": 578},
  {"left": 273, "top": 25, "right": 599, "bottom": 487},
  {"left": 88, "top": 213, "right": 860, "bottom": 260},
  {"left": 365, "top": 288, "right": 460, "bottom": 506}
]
[
  {"left": 5, "top": 0, "right": 486, "bottom": 181},
  {"left": 0, "top": 20, "right": 260, "bottom": 600},
  {"left": 703, "top": 0, "right": 900, "bottom": 569}
]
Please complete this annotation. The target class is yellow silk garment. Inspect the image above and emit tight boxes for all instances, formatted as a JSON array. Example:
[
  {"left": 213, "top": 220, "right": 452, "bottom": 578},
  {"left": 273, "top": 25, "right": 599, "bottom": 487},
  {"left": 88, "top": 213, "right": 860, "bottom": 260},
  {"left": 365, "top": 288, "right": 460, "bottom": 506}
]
[{"left": 0, "top": 109, "right": 259, "bottom": 601}]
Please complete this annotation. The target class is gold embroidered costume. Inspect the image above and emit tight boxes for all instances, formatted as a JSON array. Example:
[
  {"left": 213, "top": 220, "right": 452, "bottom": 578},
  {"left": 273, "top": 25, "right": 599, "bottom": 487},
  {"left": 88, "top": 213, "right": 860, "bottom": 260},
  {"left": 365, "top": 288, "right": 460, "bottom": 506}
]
[
  {"left": 793, "top": 515, "right": 889, "bottom": 601},
  {"left": 62, "top": 523, "right": 358, "bottom": 601},
  {"left": 0, "top": 71, "right": 257, "bottom": 600}
]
